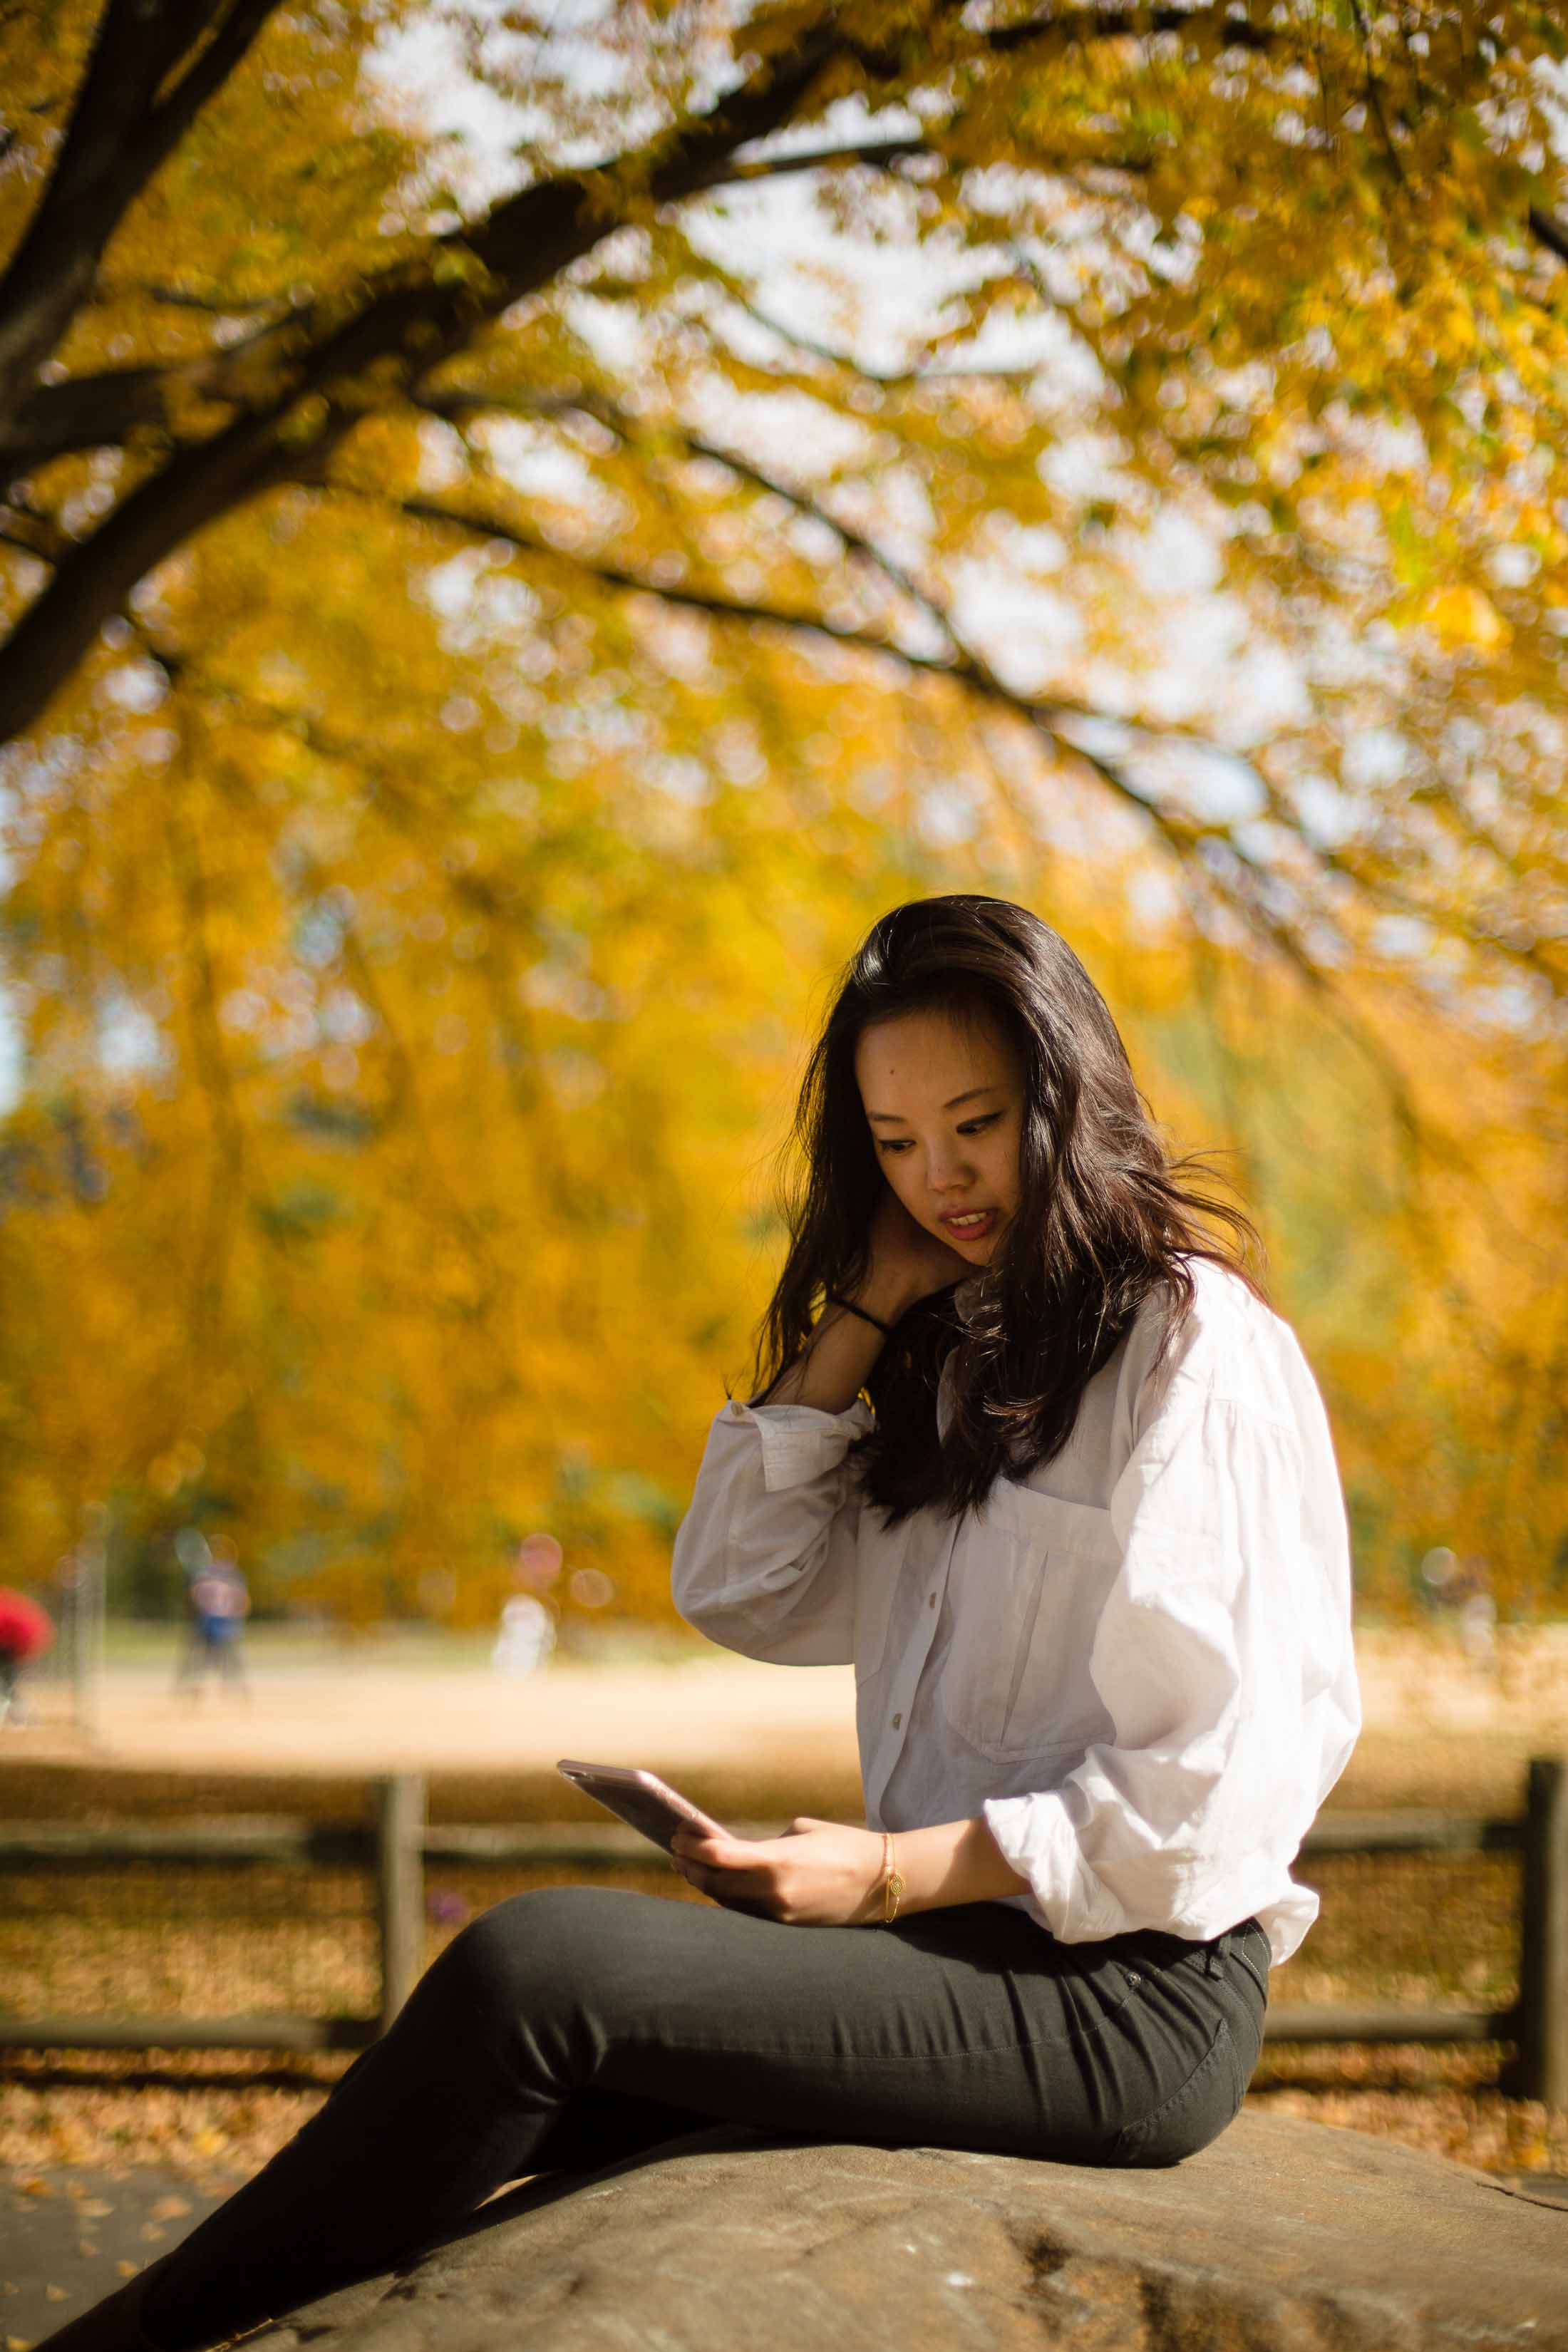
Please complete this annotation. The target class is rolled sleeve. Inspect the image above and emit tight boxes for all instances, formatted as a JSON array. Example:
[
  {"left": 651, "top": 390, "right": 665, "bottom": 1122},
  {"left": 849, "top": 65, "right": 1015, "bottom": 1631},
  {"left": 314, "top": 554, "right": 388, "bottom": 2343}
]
[
  {"left": 741, "top": 1399, "right": 874, "bottom": 1494},
  {"left": 985, "top": 1381, "right": 1336, "bottom": 1950},
  {"left": 671, "top": 1396, "right": 873, "bottom": 1666}
]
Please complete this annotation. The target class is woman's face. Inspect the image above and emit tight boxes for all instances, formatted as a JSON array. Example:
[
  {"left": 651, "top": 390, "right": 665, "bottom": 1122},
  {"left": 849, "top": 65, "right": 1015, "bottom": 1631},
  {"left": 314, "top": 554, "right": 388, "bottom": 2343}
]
[{"left": 854, "top": 1007, "right": 1023, "bottom": 1265}]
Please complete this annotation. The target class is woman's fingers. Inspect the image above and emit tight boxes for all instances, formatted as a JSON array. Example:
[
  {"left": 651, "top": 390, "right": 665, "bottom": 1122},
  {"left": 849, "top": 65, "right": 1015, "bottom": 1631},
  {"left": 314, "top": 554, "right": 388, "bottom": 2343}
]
[
  {"left": 671, "top": 1820, "right": 884, "bottom": 1927},
  {"left": 672, "top": 1826, "right": 856, "bottom": 1919},
  {"left": 674, "top": 1829, "right": 765, "bottom": 1870},
  {"left": 686, "top": 1857, "right": 773, "bottom": 1901},
  {"left": 684, "top": 1866, "right": 773, "bottom": 1914},
  {"left": 669, "top": 1835, "right": 785, "bottom": 1911}
]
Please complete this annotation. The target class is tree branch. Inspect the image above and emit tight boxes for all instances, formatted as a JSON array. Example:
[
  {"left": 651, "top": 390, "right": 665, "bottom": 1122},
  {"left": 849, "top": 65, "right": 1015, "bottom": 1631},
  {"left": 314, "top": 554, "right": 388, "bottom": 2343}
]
[
  {"left": 686, "top": 135, "right": 927, "bottom": 191},
  {"left": 980, "top": 4, "right": 1274, "bottom": 56},
  {"left": 366, "top": 482, "right": 1229, "bottom": 867},
  {"left": 4, "top": 361, "right": 177, "bottom": 473},
  {"left": 1346, "top": 0, "right": 1408, "bottom": 188},
  {"left": 706, "top": 293, "right": 1048, "bottom": 385},
  {"left": 0, "top": 10, "right": 860, "bottom": 741},
  {"left": 94, "top": 280, "right": 294, "bottom": 314},
  {"left": 1529, "top": 205, "right": 1568, "bottom": 267},
  {"left": 368, "top": 465, "right": 1462, "bottom": 1013},
  {"left": 0, "top": 0, "right": 286, "bottom": 438}
]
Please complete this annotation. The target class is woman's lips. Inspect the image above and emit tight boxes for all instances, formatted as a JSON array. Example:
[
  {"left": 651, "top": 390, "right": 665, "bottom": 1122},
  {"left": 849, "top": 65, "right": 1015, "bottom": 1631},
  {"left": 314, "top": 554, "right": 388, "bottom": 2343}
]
[{"left": 939, "top": 1207, "right": 997, "bottom": 1239}]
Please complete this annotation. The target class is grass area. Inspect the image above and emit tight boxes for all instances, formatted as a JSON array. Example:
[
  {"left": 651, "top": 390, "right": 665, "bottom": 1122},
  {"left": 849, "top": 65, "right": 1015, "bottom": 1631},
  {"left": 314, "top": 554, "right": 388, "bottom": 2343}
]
[
  {"left": 96, "top": 1621, "right": 494, "bottom": 1675},
  {"left": 66, "top": 1618, "right": 716, "bottom": 1677}
]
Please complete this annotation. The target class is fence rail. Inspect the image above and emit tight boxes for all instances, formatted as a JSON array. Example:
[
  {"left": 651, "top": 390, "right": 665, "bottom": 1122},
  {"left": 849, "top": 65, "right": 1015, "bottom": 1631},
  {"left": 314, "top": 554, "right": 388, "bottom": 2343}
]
[{"left": 4, "top": 1756, "right": 1564, "bottom": 2105}]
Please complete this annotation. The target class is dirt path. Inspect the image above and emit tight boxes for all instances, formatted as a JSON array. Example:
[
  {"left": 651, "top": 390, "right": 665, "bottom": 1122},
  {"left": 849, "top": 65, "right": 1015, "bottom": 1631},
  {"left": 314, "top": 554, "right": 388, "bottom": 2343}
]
[
  {"left": 1, "top": 2169, "right": 230, "bottom": 2343},
  {"left": 6, "top": 1650, "right": 862, "bottom": 1784}
]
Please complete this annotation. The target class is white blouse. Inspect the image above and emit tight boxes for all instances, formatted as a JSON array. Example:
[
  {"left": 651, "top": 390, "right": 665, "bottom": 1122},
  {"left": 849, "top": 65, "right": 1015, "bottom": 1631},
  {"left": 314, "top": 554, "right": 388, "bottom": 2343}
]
[{"left": 670, "top": 1260, "right": 1360, "bottom": 1967}]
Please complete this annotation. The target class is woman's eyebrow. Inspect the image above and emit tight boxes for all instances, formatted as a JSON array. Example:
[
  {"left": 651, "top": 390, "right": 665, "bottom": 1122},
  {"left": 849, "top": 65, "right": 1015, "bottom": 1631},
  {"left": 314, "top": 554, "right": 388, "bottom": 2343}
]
[{"left": 867, "top": 1085, "right": 1004, "bottom": 1124}]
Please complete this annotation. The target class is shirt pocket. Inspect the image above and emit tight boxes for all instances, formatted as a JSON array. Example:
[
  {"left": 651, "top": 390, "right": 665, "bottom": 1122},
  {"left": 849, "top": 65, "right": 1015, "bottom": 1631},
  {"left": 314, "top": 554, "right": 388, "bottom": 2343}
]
[{"left": 942, "top": 1483, "right": 1123, "bottom": 1758}]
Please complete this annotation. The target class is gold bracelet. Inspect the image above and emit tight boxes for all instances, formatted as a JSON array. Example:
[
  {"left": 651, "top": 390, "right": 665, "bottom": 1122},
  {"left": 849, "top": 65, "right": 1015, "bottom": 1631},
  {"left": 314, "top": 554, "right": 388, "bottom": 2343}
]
[{"left": 880, "top": 1831, "right": 904, "bottom": 1927}]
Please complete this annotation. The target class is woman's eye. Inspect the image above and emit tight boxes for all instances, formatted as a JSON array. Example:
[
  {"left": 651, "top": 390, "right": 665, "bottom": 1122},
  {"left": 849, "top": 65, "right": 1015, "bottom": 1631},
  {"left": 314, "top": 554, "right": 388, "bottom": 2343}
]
[{"left": 877, "top": 1113, "right": 1000, "bottom": 1155}]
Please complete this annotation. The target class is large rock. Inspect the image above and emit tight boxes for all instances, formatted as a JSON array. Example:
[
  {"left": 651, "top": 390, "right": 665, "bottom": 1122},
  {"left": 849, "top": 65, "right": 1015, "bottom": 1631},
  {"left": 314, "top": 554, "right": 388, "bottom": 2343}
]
[{"left": 254, "top": 2112, "right": 1566, "bottom": 2351}]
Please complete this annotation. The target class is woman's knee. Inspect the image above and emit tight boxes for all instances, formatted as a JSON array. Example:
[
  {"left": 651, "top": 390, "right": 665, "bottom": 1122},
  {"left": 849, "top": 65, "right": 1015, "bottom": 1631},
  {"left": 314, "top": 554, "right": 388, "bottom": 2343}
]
[{"left": 428, "top": 1884, "right": 627, "bottom": 2020}]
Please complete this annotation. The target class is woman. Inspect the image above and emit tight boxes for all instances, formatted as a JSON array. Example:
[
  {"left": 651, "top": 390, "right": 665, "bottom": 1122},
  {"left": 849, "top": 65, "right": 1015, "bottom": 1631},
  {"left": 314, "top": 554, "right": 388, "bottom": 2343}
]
[{"left": 44, "top": 893, "right": 1358, "bottom": 2352}]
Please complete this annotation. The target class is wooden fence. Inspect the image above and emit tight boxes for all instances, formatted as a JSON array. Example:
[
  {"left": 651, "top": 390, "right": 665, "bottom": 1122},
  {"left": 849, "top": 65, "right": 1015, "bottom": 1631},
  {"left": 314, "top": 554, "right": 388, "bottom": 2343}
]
[{"left": 3, "top": 1756, "right": 1564, "bottom": 2106}]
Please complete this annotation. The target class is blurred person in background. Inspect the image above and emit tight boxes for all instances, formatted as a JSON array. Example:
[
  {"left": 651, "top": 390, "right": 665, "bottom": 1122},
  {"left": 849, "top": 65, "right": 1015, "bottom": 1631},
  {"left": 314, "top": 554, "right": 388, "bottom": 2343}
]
[
  {"left": 1454, "top": 1557, "right": 1498, "bottom": 1671},
  {"left": 1420, "top": 1544, "right": 1498, "bottom": 1671},
  {"left": 41, "top": 896, "right": 1360, "bottom": 2352},
  {"left": 491, "top": 1533, "right": 562, "bottom": 1678},
  {"left": 172, "top": 1534, "right": 251, "bottom": 1698},
  {"left": 0, "top": 1584, "right": 53, "bottom": 1728}
]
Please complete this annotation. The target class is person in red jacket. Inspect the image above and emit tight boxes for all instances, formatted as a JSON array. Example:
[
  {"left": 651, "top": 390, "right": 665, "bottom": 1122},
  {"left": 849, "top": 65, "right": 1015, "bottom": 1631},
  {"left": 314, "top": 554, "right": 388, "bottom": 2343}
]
[{"left": 0, "top": 1585, "right": 54, "bottom": 1728}]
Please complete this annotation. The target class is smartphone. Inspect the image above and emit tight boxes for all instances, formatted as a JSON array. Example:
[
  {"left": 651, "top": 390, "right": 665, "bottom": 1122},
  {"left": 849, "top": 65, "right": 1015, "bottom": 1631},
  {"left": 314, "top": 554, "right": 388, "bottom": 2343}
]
[{"left": 556, "top": 1759, "right": 730, "bottom": 1855}]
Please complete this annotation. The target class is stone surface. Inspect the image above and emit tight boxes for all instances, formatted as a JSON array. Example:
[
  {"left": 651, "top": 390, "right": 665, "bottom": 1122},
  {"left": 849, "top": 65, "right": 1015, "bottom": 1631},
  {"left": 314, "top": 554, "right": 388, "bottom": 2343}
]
[{"left": 246, "top": 2111, "right": 1568, "bottom": 2352}]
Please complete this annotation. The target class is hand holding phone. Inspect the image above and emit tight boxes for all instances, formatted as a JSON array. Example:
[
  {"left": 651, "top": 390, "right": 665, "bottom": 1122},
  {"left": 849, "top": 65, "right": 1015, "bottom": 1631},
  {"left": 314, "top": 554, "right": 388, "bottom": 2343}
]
[{"left": 556, "top": 1759, "right": 729, "bottom": 1855}]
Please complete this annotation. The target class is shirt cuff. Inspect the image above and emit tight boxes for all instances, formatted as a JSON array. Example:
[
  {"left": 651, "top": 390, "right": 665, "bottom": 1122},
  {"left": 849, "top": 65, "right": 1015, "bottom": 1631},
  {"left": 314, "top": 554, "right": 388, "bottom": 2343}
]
[
  {"left": 982, "top": 1792, "right": 1125, "bottom": 1944},
  {"left": 722, "top": 1396, "right": 874, "bottom": 1492}
]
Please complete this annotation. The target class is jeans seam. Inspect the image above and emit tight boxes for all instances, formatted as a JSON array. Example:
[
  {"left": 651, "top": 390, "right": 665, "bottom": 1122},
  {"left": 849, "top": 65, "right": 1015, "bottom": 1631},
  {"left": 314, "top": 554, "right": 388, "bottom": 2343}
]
[
  {"left": 1112, "top": 2013, "right": 1233, "bottom": 2160},
  {"left": 611, "top": 1983, "right": 1140, "bottom": 2075},
  {"left": 1227, "top": 1944, "right": 1271, "bottom": 2005}
]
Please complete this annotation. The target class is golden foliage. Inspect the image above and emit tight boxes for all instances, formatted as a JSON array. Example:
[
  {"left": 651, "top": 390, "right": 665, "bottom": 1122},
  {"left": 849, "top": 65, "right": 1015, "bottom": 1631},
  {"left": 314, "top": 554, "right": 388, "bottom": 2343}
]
[{"left": 1, "top": 3, "right": 1566, "bottom": 1622}]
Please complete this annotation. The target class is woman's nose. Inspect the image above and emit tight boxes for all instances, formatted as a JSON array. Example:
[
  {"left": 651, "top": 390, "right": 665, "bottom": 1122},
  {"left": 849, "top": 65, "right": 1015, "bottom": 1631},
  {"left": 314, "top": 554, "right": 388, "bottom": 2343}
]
[{"left": 927, "top": 1147, "right": 973, "bottom": 1192}]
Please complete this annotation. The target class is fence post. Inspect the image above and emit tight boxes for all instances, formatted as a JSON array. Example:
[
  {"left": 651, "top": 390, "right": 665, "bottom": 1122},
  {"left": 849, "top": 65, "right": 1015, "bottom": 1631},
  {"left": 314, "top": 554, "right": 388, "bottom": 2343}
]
[
  {"left": 1511, "top": 1756, "right": 1568, "bottom": 2109},
  {"left": 376, "top": 1773, "right": 426, "bottom": 2036}
]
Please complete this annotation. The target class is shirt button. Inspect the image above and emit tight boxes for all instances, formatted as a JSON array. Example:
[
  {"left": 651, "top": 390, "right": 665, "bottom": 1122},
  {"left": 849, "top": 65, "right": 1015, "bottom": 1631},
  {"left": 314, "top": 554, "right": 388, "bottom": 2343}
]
[
  {"left": 892, "top": 1712, "right": 902, "bottom": 1729},
  {"left": 928, "top": 1592, "right": 937, "bottom": 1607}
]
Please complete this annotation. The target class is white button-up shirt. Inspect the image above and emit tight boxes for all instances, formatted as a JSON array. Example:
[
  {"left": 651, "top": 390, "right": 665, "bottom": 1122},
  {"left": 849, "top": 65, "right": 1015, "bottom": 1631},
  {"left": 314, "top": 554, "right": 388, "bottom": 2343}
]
[{"left": 671, "top": 1261, "right": 1360, "bottom": 1966}]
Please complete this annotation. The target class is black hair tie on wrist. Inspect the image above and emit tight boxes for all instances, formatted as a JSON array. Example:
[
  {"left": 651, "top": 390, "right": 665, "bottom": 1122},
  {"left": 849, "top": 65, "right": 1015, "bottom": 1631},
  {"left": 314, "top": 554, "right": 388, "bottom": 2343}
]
[{"left": 825, "top": 1291, "right": 894, "bottom": 1337}]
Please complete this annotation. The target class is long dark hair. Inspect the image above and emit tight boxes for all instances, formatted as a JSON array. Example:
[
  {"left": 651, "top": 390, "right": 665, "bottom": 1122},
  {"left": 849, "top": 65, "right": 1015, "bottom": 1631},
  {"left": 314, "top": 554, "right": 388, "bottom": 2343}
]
[{"left": 748, "top": 894, "right": 1264, "bottom": 1524}]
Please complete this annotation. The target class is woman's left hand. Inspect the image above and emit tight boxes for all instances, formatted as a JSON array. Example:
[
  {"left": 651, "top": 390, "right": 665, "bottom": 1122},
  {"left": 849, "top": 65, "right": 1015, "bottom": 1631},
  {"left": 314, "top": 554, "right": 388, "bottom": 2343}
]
[{"left": 669, "top": 1817, "right": 888, "bottom": 1927}]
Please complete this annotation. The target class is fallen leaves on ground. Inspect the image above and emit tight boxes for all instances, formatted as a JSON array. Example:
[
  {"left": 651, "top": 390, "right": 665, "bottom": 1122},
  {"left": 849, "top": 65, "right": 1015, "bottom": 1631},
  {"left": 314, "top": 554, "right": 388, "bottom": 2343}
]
[{"left": 3, "top": 2042, "right": 1564, "bottom": 2191}]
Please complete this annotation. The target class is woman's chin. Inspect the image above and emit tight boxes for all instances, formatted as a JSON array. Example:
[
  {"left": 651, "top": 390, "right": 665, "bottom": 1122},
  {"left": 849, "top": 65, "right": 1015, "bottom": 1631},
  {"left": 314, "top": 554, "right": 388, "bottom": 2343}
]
[{"left": 944, "top": 1231, "right": 999, "bottom": 1269}]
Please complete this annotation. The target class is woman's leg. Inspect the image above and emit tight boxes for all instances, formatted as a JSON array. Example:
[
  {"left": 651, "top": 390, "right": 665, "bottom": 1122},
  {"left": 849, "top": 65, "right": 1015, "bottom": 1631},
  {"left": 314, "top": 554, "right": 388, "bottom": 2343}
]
[
  {"left": 522, "top": 2082, "right": 713, "bottom": 2173},
  {"left": 138, "top": 1885, "right": 1261, "bottom": 2352}
]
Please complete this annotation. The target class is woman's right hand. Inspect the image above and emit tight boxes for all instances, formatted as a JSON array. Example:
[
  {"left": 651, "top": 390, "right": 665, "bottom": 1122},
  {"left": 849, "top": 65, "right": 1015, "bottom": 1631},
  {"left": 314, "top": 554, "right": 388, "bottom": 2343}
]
[{"left": 852, "top": 1189, "right": 975, "bottom": 1326}]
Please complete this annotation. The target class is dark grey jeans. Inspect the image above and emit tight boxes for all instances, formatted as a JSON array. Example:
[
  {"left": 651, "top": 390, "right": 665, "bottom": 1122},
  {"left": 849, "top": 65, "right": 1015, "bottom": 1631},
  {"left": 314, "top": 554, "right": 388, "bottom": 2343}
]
[{"left": 145, "top": 1886, "right": 1269, "bottom": 2351}]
